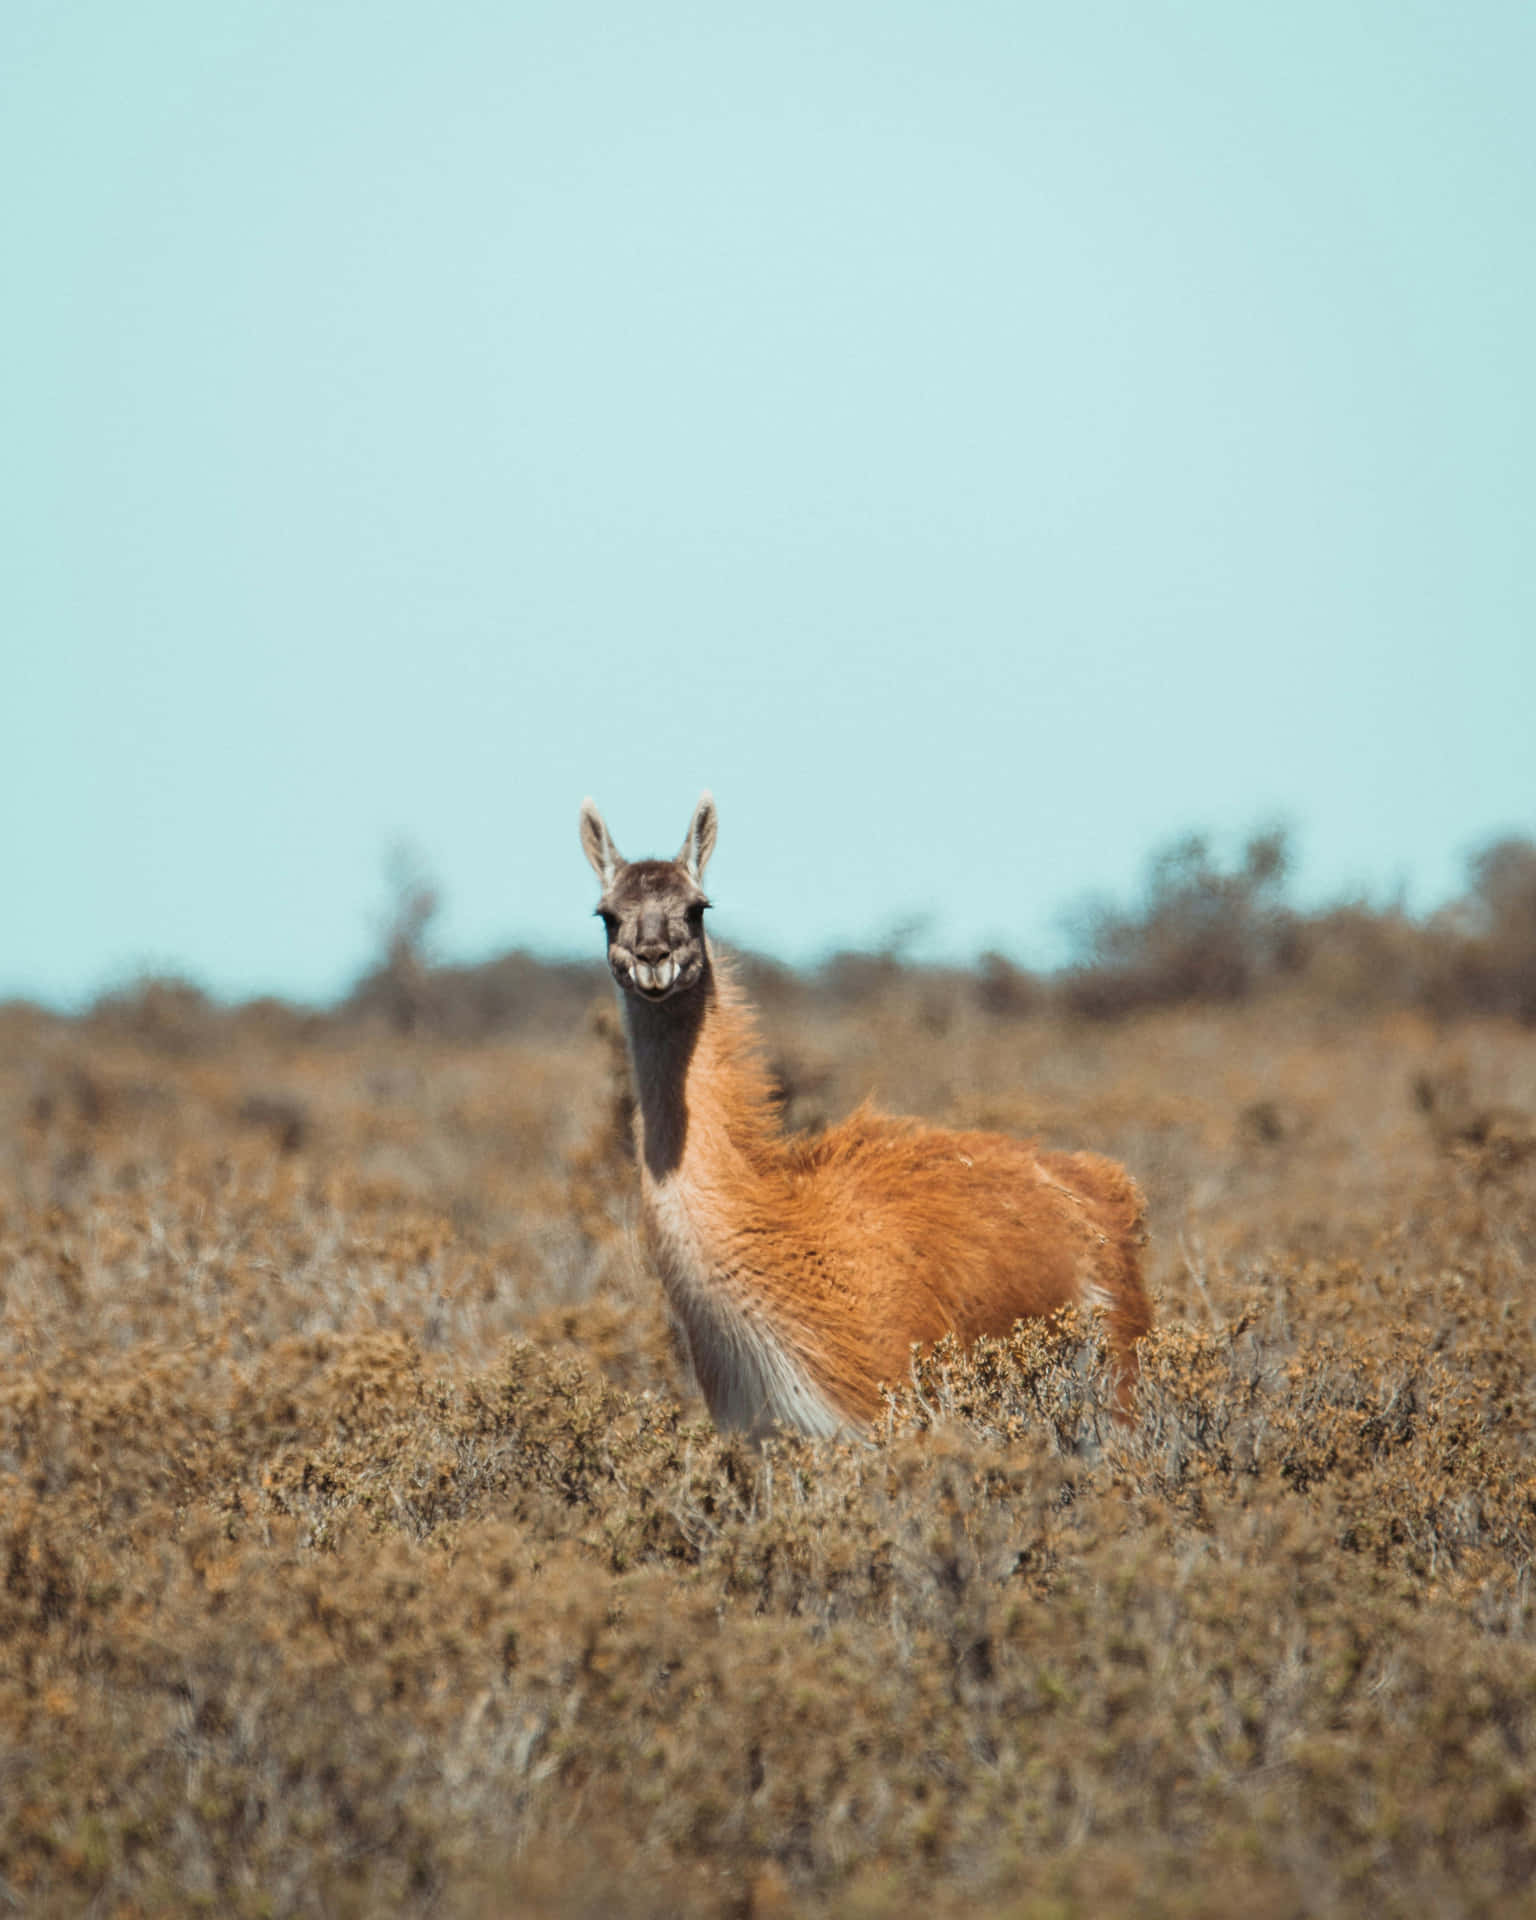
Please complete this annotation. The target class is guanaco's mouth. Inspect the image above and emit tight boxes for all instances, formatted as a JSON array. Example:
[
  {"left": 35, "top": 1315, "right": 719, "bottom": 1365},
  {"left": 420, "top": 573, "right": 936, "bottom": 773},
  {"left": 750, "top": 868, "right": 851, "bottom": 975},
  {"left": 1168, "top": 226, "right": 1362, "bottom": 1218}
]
[
  {"left": 611, "top": 947, "right": 702, "bottom": 1001},
  {"left": 632, "top": 956, "right": 677, "bottom": 995},
  {"left": 620, "top": 952, "right": 702, "bottom": 1001}
]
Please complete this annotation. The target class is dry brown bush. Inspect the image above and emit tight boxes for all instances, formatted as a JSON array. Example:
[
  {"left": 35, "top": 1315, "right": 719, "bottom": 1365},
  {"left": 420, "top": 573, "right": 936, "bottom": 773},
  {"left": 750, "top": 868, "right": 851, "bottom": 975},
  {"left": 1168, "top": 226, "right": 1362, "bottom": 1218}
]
[
  {"left": 1062, "top": 828, "right": 1301, "bottom": 1018},
  {"left": 2, "top": 974, "right": 1535, "bottom": 1917},
  {"left": 1061, "top": 828, "right": 1536, "bottom": 1027}
]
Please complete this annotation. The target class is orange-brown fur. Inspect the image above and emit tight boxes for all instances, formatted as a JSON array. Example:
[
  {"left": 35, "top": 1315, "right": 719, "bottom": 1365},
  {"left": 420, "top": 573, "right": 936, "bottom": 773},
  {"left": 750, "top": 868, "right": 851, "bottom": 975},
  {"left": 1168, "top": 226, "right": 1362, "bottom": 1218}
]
[
  {"left": 581, "top": 792, "right": 1152, "bottom": 1436},
  {"left": 636, "top": 960, "right": 1150, "bottom": 1429}
]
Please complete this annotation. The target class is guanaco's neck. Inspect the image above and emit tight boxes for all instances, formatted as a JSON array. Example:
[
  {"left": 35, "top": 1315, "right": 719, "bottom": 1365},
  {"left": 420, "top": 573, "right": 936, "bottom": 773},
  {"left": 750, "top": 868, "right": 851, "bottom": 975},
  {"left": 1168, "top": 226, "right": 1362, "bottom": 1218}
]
[{"left": 618, "top": 950, "right": 778, "bottom": 1188}]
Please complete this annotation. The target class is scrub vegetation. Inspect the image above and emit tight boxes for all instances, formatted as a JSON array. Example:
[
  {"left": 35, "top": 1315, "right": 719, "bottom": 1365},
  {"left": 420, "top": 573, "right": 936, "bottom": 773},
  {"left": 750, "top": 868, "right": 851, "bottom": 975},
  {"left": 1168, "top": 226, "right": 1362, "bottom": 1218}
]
[{"left": 3, "top": 833, "right": 1535, "bottom": 1916}]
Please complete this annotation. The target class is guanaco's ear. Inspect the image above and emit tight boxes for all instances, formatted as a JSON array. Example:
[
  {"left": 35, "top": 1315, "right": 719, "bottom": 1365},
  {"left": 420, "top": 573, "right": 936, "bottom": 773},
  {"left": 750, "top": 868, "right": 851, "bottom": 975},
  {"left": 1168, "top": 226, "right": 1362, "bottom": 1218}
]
[
  {"left": 579, "top": 798, "right": 623, "bottom": 889},
  {"left": 677, "top": 791, "right": 717, "bottom": 884}
]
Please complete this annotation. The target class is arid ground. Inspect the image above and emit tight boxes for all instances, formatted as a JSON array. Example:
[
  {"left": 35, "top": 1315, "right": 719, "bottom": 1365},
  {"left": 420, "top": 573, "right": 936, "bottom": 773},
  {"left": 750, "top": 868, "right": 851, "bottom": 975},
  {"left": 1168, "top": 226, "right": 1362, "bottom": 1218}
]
[{"left": 3, "top": 935, "right": 1535, "bottom": 1915}]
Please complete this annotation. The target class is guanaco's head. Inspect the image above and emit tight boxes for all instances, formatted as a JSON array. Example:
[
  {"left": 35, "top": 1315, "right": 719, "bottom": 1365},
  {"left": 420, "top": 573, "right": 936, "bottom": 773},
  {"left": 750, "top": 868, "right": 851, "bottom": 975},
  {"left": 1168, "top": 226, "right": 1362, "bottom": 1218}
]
[{"left": 579, "top": 793, "right": 717, "bottom": 1003}]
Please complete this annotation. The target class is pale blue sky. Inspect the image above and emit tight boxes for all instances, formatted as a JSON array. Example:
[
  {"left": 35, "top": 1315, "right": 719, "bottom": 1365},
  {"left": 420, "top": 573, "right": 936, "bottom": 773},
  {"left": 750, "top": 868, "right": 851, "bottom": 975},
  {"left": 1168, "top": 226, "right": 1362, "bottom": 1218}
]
[{"left": 4, "top": 2, "right": 1533, "bottom": 1004}]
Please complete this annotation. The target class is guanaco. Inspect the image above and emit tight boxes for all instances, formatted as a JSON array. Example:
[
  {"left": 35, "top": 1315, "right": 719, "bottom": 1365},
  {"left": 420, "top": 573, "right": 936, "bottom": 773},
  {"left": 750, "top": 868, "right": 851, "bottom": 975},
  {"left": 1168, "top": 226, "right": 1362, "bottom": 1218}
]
[{"left": 580, "top": 792, "right": 1151, "bottom": 1437}]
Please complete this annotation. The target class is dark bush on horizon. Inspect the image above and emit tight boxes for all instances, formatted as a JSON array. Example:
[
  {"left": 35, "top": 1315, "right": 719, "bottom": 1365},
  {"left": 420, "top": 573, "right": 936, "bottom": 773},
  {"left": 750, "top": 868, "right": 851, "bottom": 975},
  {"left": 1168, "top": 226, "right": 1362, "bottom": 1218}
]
[
  {"left": 1058, "top": 827, "right": 1536, "bottom": 1025},
  {"left": 1419, "top": 836, "right": 1536, "bottom": 1024},
  {"left": 1062, "top": 828, "right": 1302, "bottom": 1018},
  {"left": 87, "top": 974, "right": 224, "bottom": 1055},
  {"left": 345, "top": 948, "right": 605, "bottom": 1038},
  {"left": 341, "top": 843, "right": 605, "bottom": 1038}
]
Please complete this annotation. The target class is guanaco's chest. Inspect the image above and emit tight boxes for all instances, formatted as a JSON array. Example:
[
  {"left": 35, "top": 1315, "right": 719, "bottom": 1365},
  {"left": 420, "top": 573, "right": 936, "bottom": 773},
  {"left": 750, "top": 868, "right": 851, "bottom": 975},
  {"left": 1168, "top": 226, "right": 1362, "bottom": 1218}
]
[{"left": 640, "top": 1171, "right": 848, "bottom": 1438}]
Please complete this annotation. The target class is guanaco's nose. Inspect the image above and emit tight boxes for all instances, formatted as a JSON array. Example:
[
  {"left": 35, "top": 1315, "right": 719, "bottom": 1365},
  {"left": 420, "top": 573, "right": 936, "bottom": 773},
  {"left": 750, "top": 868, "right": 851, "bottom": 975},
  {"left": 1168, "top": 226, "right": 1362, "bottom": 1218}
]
[{"left": 635, "top": 939, "right": 671, "bottom": 963}]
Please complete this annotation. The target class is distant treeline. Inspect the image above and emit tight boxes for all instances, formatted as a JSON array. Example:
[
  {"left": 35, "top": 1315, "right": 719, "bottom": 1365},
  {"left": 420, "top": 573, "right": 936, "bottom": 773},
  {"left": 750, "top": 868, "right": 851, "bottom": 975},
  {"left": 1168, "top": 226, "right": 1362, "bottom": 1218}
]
[
  {"left": 1052, "top": 828, "right": 1536, "bottom": 1025},
  {"left": 72, "top": 828, "right": 1536, "bottom": 1050}
]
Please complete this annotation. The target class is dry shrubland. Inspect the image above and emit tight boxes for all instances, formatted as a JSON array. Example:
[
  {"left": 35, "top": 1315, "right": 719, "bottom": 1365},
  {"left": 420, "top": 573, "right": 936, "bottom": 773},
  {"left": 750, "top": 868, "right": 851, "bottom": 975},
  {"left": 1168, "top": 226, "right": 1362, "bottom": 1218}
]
[{"left": 3, "top": 932, "right": 1536, "bottom": 1915}]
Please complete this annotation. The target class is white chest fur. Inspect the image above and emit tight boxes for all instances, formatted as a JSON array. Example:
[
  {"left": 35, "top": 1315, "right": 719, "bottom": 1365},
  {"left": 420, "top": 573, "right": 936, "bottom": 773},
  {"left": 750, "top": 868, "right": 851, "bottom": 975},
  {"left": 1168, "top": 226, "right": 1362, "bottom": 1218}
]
[{"left": 643, "top": 1176, "right": 847, "bottom": 1439}]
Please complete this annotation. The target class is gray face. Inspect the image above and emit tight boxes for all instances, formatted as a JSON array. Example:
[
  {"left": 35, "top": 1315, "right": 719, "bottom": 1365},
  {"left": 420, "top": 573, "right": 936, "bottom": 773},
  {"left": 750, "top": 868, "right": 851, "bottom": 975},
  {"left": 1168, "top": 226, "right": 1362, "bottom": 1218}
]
[
  {"left": 595, "top": 860, "right": 710, "bottom": 1002},
  {"left": 580, "top": 793, "right": 718, "bottom": 1004}
]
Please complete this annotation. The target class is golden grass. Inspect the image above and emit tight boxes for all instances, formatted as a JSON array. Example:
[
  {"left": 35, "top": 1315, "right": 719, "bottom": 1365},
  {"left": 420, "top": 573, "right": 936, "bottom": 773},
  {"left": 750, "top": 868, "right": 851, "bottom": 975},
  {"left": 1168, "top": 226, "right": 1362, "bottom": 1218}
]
[{"left": 2, "top": 985, "right": 1534, "bottom": 1916}]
